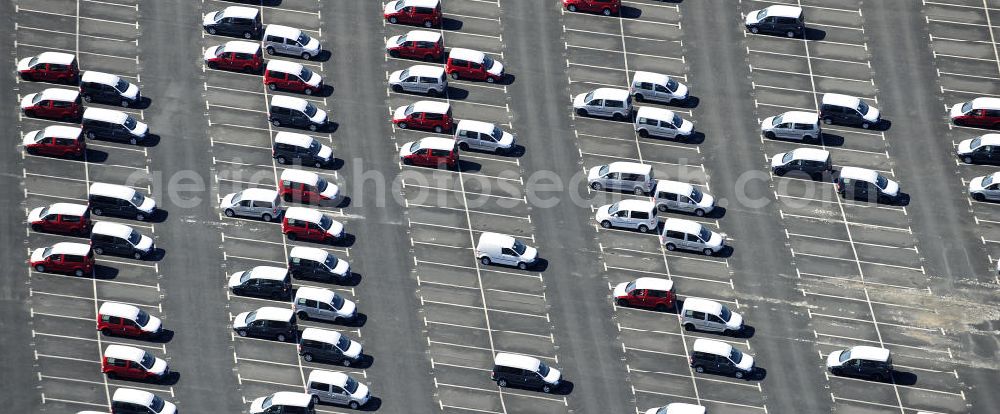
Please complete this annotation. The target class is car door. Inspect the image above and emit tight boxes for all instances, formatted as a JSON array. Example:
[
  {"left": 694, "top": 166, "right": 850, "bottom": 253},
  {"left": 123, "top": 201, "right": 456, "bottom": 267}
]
[
  {"left": 316, "top": 301, "right": 336, "bottom": 321},
  {"left": 774, "top": 122, "right": 793, "bottom": 139},
  {"left": 706, "top": 313, "right": 726, "bottom": 332},
  {"left": 587, "top": 98, "right": 604, "bottom": 116},
  {"left": 652, "top": 84, "right": 670, "bottom": 102},
  {"left": 660, "top": 191, "right": 680, "bottom": 211},
  {"left": 329, "top": 384, "right": 349, "bottom": 405},
  {"left": 402, "top": 75, "right": 420, "bottom": 92},
  {"left": 684, "top": 233, "right": 701, "bottom": 251},
  {"left": 656, "top": 119, "right": 677, "bottom": 137},
  {"left": 985, "top": 183, "right": 1000, "bottom": 200},
  {"left": 606, "top": 171, "right": 624, "bottom": 190},
  {"left": 687, "top": 310, "right": 706, "bottom": 330}
]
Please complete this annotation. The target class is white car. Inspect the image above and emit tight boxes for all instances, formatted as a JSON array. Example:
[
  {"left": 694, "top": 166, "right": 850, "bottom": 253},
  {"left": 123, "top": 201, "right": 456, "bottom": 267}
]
[{"left": 969, "top": 172, "right": 1000, "bottom": 202}]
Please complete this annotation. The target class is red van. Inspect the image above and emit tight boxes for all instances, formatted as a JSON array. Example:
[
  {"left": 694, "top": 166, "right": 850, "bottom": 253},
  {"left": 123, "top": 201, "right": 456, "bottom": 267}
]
[
  {"left": 282, "top": 207, "right": 345, "bottom": 243},
  {"left": 612, "top": 277, "right": 675, "bottom": 311},
  {"left": 102, "top": 345, "right": 168, "bottom": 381},
  {"left": 399, "top": 137, "right": 459, "bottom": 169},
  {"left": 20, "top": 88, "right": 83, "bottom": 121},
  {"left": 97, "top": 302, "right": 162, "bottom": 338},
  {"left": 952, "top": 97, "right": 1000, "bottom": 129},
  {"left": 445, "top": 48, "right": 506, "bottom": 83},
  {"left": 563, "top": 0, "right": 620, "bottom": 16},
  {"left": 204, "top": 40, "right": 264, "bottom": 73},
  {"left": 392, "top": 100, "right": 453, "bottom": 133},
  {"left": 23, "top": 125, "right": 86, "bottom": 158},
  {"left": 17, "top": 52, "right": 79, "bottom": 83},
  {"left": 383, "top": 0, "right": 442, "bottom": 28},
  {"left": 279, "top": 168, "right": 340, "bottom": 203},
  {"left": 264, "top": 60, "right": 323, "bottom": 95},
  {"left": 29, "top": 242, "right": 94, "bottom": 277},
  {"left": 28, "top": 203, "right": 92, "bottom": 235},
  {"left": 385, "top": 30, "right": 444, "bottom": 61}
]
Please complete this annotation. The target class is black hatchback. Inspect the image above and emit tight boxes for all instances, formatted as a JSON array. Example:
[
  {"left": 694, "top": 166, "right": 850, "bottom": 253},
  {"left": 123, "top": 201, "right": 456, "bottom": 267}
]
[
  {"left": 229, "top": 266, "right": 292, "bottom": 299},
  {"left": 745, "top": 5, "right": 804, "bottom": 38},
  {"left": 203, "top": 6, "right": 262, "bottom": 39},
  {"left": 233, "top": 307, "right": 297, "bottom": 342}
]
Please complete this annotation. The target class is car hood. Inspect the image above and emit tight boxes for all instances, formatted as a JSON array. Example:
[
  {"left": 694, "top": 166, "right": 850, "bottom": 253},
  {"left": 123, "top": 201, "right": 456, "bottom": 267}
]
[
  {"left": 950, "top": 103, "right": 966, "bottom": 118},
  {"left": 673, "top": 82, "right": 689, "bottom": 99},
  {"left": 543, "top": 367, "right": 562, "bottom": 385},
  {"left": 735, "top": 354, "right": 755, "bottom": 372},
  {"left": 22, "top": 130, "right": 41, "bottom": 147},
  {"left": 304, "top": 37, "right": 321, "bottom": 54},
  {"left": 487, "top": 61, "right": 504, "bottom": 76},
  {"left": 399, "top": 141, "right": 416, "bottom": 157},
  {"left": 881, "top": 178, "right": 900, "bottom": 197},
  {"left": 220, "top": 193, "right": 237, "bottom": 209},
  {"left": 158, "top": 400, "right": 177, "bottom": 414},
  {"left": 595, "top": 204, "right": 612, "bottom": 222},
  {"left": 309, "top": 108, "right": 328, "bottom": 124},
  {"left": 149, "top": 357, "right": 168, "bottom": 376},
  {"left": 863, "top": 106, "right": 881, "bottom": 122},
  {"left": 392, "top": 105, "right": 409, "bottom": 121},
  {"left": 345, "top": 340, "right": 363, "bottom": 359},
  {"left": 726, "top": 311, "right": 744, "bottom": 330},
  {"left": 332, "top": 258, "right": 351, "bottom": 276},
  {"left": 498, "top": 131, "right": 515, "bottom": 148},
  {"left": 612, "top": 282, "right": 628, "bottom": 298},
  {"left": 969, "top": 176, "right": 987, "bottom": 192},
  {"left": 826, "top": 350, "right": 845, "bottom": 368},
  {"left": 227, "top": 272, "right": 244, "bottom": 288},
  {"left": 326, "top": 219, "right": 344, "bottom": 236},
  {"left": 389, "top": 69, "right": 404, "bottom": 84},
  {"left": 30, "top": 248, "right": 47, "bottom": 263},
  {"left": 137, "top": 197, "right": 156, "bottom": 214},
  {"left": 698, "top": 193, "right": 716, "bottom": 210},
  {"left": 521, "top": 245, "right": 538, "bottom": 263},
  {"left": 20, "top": 93, "right": 37, "bottom": 109},
  {"left": 338, "top": 299, "right": 357, "bottom": 317},
  {"left": 16, "top": 57, "right": 33, "bottom": 72},
  {"left": 745, "top": 10, "right": 761, "bottom": 25},
  {"left": 384, "top": 1, "right": 400, "bottom": 14},
  {"left": 135, "top": 235, "right": 154, "bottom": 252},
  {"left": 761, "top": 116, "right": 776, "bottom": 132},
  {"left": 317, "top": 144, "right": 333, "bottom": 161},
  {"left": 122, "top": 83, "right": 140, "bottom": 100},
  {"left": 202, "top": 11, "right": 220, "bottom": 26},
  {"left": 249, "top": 396, "right": 267, "bottom": 413},
  {"left": 320, "top": 182, "right": 340, "bottom": 199},
  {"left": 573, "top": 93, "right": 588, "bottom": 108},
  {"left": 141, "top": 314, "right": 162, "bottom": 334},
  {"left": 587, "top": 165, "right": 602, "bottom": 181},
  {"left": 707, "top": 231, "right": 724, "bottom": 248},
  {"left": 233, "top": 311, "right": 250, "bottom": 329},
  {"left": 27, "top": 206, "right": 45, "bottom": 223},
  {"left": 352, "top": 382, "right": 371, "bottom": 403},
  {"left": 131, "top": 120, "right": 149, "bottom": 137},
  {"left": 305, "top": 71, "right": 322, "bottom": 88},
  {"left": 957, "top": 138, "right": 975, "bottom": 155},
  {"left": 204, "top": 45, "right": 221, "bottom": 61},
  {"left": 386, "top": 35, "right": 403, "bottom": 50},
  {"left": 770, "top": 153, "right": 786, "bottom": 168},
  {"left": 678, "top": 119, "right": 694, "bottom": 135}
]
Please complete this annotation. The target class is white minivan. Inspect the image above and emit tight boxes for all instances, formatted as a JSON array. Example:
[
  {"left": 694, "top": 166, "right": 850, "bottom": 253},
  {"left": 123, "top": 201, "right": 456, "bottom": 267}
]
[
  {"left": 760, "top": 110, "right": 821, "bottom": 142},
  {"left": 630, "top": 71, "right": 689, "bottom": 104},
  {"left": 573, "top": 88, "right": 633, "bottom": 120},
  {"left": 634, "top": 106, "right": 693, "bottom": 140},
  {"left": 659, "top": 218, "right": 724, "bottom": 256},
  {"left": 681, "top": 297, "right": 744, "bottom": 335},
  {"left": 595, "top": 199, "right": 658, "bottom": 233},
  {"left": 652, "top": 180, "right": 715, "bottom": 217},
  {"left": 454, "top": 119, "right": 515, "bottom": 154},
  {"left": 475, "top": 232, "right": 538, "bottom": 270},
  {"left": 306, "top": 369, "right": 370, "bottom": 408}
]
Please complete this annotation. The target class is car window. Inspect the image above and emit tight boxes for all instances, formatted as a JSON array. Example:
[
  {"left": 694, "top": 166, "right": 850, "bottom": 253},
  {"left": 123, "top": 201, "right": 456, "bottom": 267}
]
[
  {"left": 665, "top": 230, "right": 684, "bottom": 239},
  {"left": 685, "top": 233, "right": 700, "bottom": 242},
  {"left": 631, "top": 211, "right": 649, "bottom": 219},
  {"left": 640, "top": 117, "right": 657, "bottom": 126},
  {"left": 606, "top": 100, "right": 623, "bottom": 108},
  {"left": 659, "top": 191, "right": 678, "bottom": 201}
]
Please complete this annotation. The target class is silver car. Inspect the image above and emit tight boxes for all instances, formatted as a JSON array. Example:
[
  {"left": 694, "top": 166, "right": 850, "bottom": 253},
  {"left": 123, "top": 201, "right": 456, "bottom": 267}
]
[
  {"left": 454, "top": 119, "right": 515, "bottom": 153},
  {"left": 970, "top": 172, "right": 1000, "bottom": 202},
  {"left": 587, "top": 162, "right": 655, "bottom": 195},
  {"left": 263, "top": 24, "right": 322, "bottom": 60},
  {"left": 653, "top": 179, "right": 715, "bottom": 217},
  {"left": 389, "top": 65, "right": 447, "bottom": 96},
  {"left": 220, "top": 188, "right": 281, "bottom": 221}
]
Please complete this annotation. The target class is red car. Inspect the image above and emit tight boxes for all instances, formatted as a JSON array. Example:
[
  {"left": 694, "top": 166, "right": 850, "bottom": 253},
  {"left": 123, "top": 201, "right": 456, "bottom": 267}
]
[
  {"left": 399, "top": 137, "right": 459, "bottom": 169},
  {"left": 20, "top": 88, "right": 83, "bottom": 121},
  {"left": 279, "top": 168, "right": 340, "bottom": 203},
  {"left": 383, "top": 0, "right": 441, "bottom": 28},
  {"left": 563, "top": 0, "right": 620, "bottom": 16},
  {"left": 282, "top": 207, "right": 345, "bottom": 243},
  {"left": 29, "top": 242, "right": 94, "bottom": 277},
  {"left": 392, "top": 100, "right": 453, "bottom": 133},
  {"left": 17, "top": 52, "right": 79, "bottom": 83},
  {"left": 264, "top": 60, "right": 323, "bottom": 95},
  {"left": 204, "top": 40, "right": 264, "bottom": 73},
  {"left": 97, "top": 302, "right": 162, "bottom": 338},
  {"left": 951, "top": 97, "right": 1000, "bottom": 129},
  {"left": 385, "top": 30, "right": 444, "bottom": 61},
  {"left": 23, "top": 125, "right": 86, "bottom": 158},
  {"left": 102, "top": 345, "right": 168, "bottom": 381},
  {"left": 612, "top": 277, "right": 675, "bottom": 311},
  {"left": 445, "top": 48, "right": 505, "bottom": 83},
  {"left": 28, "top": 202, "right": 91, "bottom": 235}
]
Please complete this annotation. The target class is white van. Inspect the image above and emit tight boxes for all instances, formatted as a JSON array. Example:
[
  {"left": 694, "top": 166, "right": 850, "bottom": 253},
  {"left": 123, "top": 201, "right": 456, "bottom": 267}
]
[
  {"left": 630, "top": 71, "right": 689, "bottom": 104},
  {"left": 681, "top": 297, "right": 744, "bottom": 335},
  {"left": 588, "top": 162, "right": 656, "bottom": 195},
  {"left": 574, "top": 88, "right": 633, "bottom": 120},
  {"left": 634, "top": 106, "right": 693, "bottom": 140},
  {"left": 652, "top": 180, "right": 715, "bottom": 216},
  {"left": 263, "top": 24, "right": 322, "bottom": 59},
  {"left": 294, "top": 286, "right": 357, "bottom": 323},
  {"left": 454, "top": 119, "right": 515, "bottom": 154},
  {"left": 306, "top": 369, "right": 371, "bottom": 408},
  {"left": 659, "top": 218, "right": 724, "bottom": 256},
  {"left": 595, "top": 199, "right": 658, "bottom": 233},
  {"left": 111, "top": 388, "right": 176, "bottom": 414},
  {"left": 250, "top": 391, "right": 315, "bottom": 414},
  {"left": 475, "top": 232, "right": 538, "bottom": 270}
]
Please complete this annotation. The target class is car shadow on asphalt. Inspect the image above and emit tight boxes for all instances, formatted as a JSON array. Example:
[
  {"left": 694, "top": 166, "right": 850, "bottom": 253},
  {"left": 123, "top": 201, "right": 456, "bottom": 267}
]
[
  {"left": 441, "top": 18, "right": 462, "bottom": 31},
  {"left": 620, "top": 7, "right": 642, "bottom": 19},
  {"left": 92, "top": 265, "right": 118, "bottom": 280},
  {"left": 804, "top": 28, "right": 826, "bottom": 41}
]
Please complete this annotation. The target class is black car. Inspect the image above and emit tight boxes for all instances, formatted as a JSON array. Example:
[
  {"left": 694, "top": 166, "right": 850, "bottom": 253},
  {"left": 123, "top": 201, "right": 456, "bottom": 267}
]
[
  {"left": 273, "top": 134, "right": 334, "bottom": 168},
  {"left": 827, "top": 346, "right": 893, "bottom": 381},
  {"left": 229, "top": 267, "right": 292, "bottom": 299},
  {"left": 270, "top": 95, "right": 328, "bottom": 132},
  {"left": 820, "top": 93, "right": 881, "bottom": 129},
  {"left": 957, "top": 135, "right": 1000, "bottom": 165},
  {"left": 90, "top": 222, "right": 152, "bottom": 260},
  {"left": 298, "top": 329, "right": 362, "bottom": 366},
  {"left": 745, "top": 5, "right": 804, "bottom": 38},
  {"left": 80, "top": 71, "right": 140, "bottom": 107},
  {"left": 81, "top": 108, "right": 147, "bottom": 145},
  {"left": 288, "top": 253, "right": 348, "bottom": 283},
  {"left": 690, "top": 339, "right": 755, "bottom": 379},
  {"left": 771, "top": 148, "right": 832, "bottom": 180},
  {"left": 233, "top": 307, "right": 297, "bottom": 342},
  {"left": 203, "top": 6, "right": 262, "bottom": 39}
]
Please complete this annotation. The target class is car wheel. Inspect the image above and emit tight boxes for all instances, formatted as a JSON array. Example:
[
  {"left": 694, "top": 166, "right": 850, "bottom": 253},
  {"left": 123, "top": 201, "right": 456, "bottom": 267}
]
[
  {"left": 101, "top": 328, "right": 112, "bottom": 336},
  {"left": 423, "top": 20, "right": 433, "bottom": 28},
  {"left": 658, "top": 204, "right": 668, "bottom": 212},
  {"left": 392, "top": 84, "right": 404, "bottom": 93},
  {"left": 684, "top": 324, "right": 695, "bottom": 331},
  {"left": 21, "top": 73, "right": 33, "bottom": 81},
  {"left": 451, "top": 72, "right": 460, "bottom": 80},
  {"left": 774, "top": 168, "right": 786, "bottom": 176},
  {"left": 600, "top": 220, "right": 612, "bottom": 229},
  {"left": 457, "top": 143, "right": 471, "bottom": 152},
  {"left": 398, "top": 122, "right": 408, "bottom": 129},
  {"left": 314, "top": 160, "right": 323, "bottom": 168},
  {"left": 267, "top": 83, "right": 277, "bottom": 91},
  {"left": 301, "top": 52, "right": 312, "bottom": 60},
  {"left": 764, "top": 131, "right": 776, "bottom": 139},
  {"left": 133, "top": 252, "right": 143, "bottom": 260},
  {"left": 129, "top": 138, "right": 137, "bottom": 145},
  {"left": 634, "top": 93, "right": 644, "bottom": 102},
  {"left": 577, "top": 108, "right": 589, "bottom": 116},
  {"left": 237, "top": 329, "right": 247, "bottom": 337},
  {"left": 638, "top": 224, "right": 649, "bottom": 233},
  {"left": 304, "top": 88, "right": 313, "bottom": 95},
  {"left": 433, "top": 125, "right": 443, "bottom": 133},
  {"left": 272, "top": 119, "right": 282, "bottom": 127},
  {"left": 342, "top": 359, "right": 352, "bottom": 367},
  {"left": 309, "top": 124, "right": 318, "bottom": 132},
  {"left": 34, "top": 265, "right": 46, "bottom": 273},
  {"left": 276, "top": 333, "right": 287, "bottom": 342},
  {"left": 428, "top": 89, "right": 441, "bottom": 97},
  {"left": 286, "top": 232, "right": 297, "bottom": 240},
  {"left": 480, "top": 257, "right": 491, "bottom": 265},
  {"left": 703, "top": 248, "right": 714, "bottom": 256},
  {"left": 303, "top": 353, "right": 314, "bottom": 362},
  {"left": 312, "top": 395, "right": 320, "bottom": 405},
  {"left": 694, "top": 209, "right": 705, "bottom": 217},
  {"left": 486, "top": 76, "right": 495, "bottom": 84},
  {"left": 86, "top": 131, "right": 97, "bottom": 139},
  {"left": 831, "top": 368, "right": 842, "bottom": 376},
  {"left": 542, "top": 384, "right": 553, "bottom": 393},
  {"left": 94, "top": 247, "right": 104, "bottom": 255},
  {"left": 297, "top": 311, "right": 309, "bottom": 320},
  {"left": 612, "top": 113, "right": 625, "bottom": 121},
  {"left": 823, "top": 117, "right": 833, "bottom": 125},
  {"left": 517, "top": 262, "right": 528, "bottom": 270},
  {"left": 603, "top": 8, "right": 612, "bottom": 16},
  {"left": 389, "top": 17, "right": 398, "bottom": 24},
  {"left": 694, "top": 365, "right": 705, "bottom": 373},
  {"left": 973, "top": 193, "right": 986, "bottom": 202},
  {"left": 424, "top": 54, "right": 435, "bottom": 62},
  {"left": 861, "top": 122, "right": 870, "bottom": 129},
  {"left": 665, "top": 243, "right": 676, "bottom": 251},
  {"left": 74, "top": 268, "right": 85, "bottom": 277},
  {"left": 786, "top": 30, "right": 796, "bottom": 38},
  {"left": 30, "top": 224, "right": 42, "bottom": 232},
  {"left": 750, "top": 26, "right": 759, "bottom": 34},
  {"left": 735, "top": 371, "right": 745, "bottom": 379},
  {"left": 616, "top": 298, "right": 629, "bottom": 307},
  {"left": 723, "top": 329, "right": 732, "bottom": 336},
  {"left": 106, "top": 372, "right": 117, "bottom": 380},
  {"left": 349, "top": 401, "right": 360, "bottom": 409},
  {"left": 497, "top": 379, "right": 508, "bottom": 387},
  {"left": 590, "top": 182, "right": 603, "bottom": 191},
  {"left": 388, "top": 50, "right": 400, "bottom": 58},
  {"left": 92, "top": 208, "right": 103, "bottom": 216},
  {"left": 963, "top": 156, "right": 973, "bottom": 164},
  {"left": 243, "top": 31, "right": 252, "bottom": 39},
  {"left": 633, "top": 187, "right": 645, "bottom": 195},
  {"left": 224, "top": 209, "right": 236, "bottom": 218},
  {"left": 803, "top": 135, "right": 814, "bottom": 142},
  {"left": 638, "top": 129, "right": 649, "bottom": 138},
  {"left": 136, "top": 213, "right": 146, "bottom": 221},
  {"left": 24, "top": 110, "right": 35, "bottom": 118},
  {"left": 402, "top": 158, "right": 413, "bottom": 165},
  {"left": 121, "top": 100, "right": 130, "bottom": 108},
  {"left": 83, "top": 95, "right": 93, "bottom": 103}
]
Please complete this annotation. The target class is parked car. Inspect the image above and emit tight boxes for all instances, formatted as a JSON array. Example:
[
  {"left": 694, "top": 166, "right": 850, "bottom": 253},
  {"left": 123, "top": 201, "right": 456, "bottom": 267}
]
[
  {"left": 280, "top": 168, "right": 339, "bottom": 203},
  {"left": 263, "top": 24, "right": 322, "bottom": 60},
  {"left": 204, "top": 40, "right": 263, "bottom": 73},
  {"left": 760, "top": 110, "right": 821, "bottom": 142},
  {"left": 446, "top": 48, "right": 505, "bottom": 83},
  {"left": 630, "top": 71, "right": 688, "bottom": 104},
  {"left": 22, "top": 125, "right": 85, "bottom": 158},
  {"left": 659, "top": 218, "right": 724, "bottom": 256},
  {"left": 681, "top": 297, "right": 744, "bottom": 335},
  {"left": 969, "top": 171, "right": 1000, "bottom": 202},
  {"left": 588, "top": 161, "right": 655, "bottom": 194},
  {"left": 79, "top": 71, "right": 140, "bottom": 107},
  {"left": 957, "top": 134, "right": 1000, "bottom": 164},
  {"left": 951, "top": 97, "right": 1000, "bottom": 128},
  {"left": 89, "top": 182, "right": 157, "bottom": 221},
  {"left": 562, "top": 0, "right": 619, "bottom": 16},
  {"left": 835, "top": 166, "right": 900, "bottom": 203},
  {"left": 393, "top": 100, "right": 453, "bottom": 133},
  {"left": 634, "top": 106, "right": 693, "bottom": 140},
  {"left": 491, "top": 353, "right": 562, "bottom": 393},
  {"left": 399, "top": 137, "right": 459, "bottom": 168},
  {"left": 475, "top": 232, "right": 538, "bottom": 270},
  {"left": 294, "top": 286, "right": 357, "bottom": 323},
  {"left": 690, "top": 338, "right": 755, "bottom": 379},
  {"left": 820, "top": 93, "right": 880, "bottom": 129},
  {"left": 220, "top": 188, "right": 282, "bottom": 221},
  {"left": 770, "top": 148, "right": 832, "bottom": 179},
  {"left": 612, "top": 277, "right": 675, "bottom": 311},
  {"left": 81, "top": 107, "right": 149, "bottom": 145},
  {"left": 233, "top": 306, "right": 297, "bottom": 342},
  {"left": 250, "top": 392, "right": 315, "bottom": 414},
  {"left": 388, "top": 64, "right": 448, "bottom": 96},
  {"left": 28, "top": 202, "right": 91, "bottom": 235},
  {"left": 102, "top": 344, "right": 168, "bottom": 381},
  {"left": 644, "top": 403, "right": 706, "bottom": 414},
  {"left": 269, "top": 95, "right": 329, "bottom": 132},
  {"left": 17, "top": 52, "right": 78, "bottom": 83},
  {"left": 288, "top": 246, "right": 351, "bottom": 283},
  {"left": 298, "top": 327, "right": 363, "bottom": 366},
  {"left": 229, "top": 266, "right": 292, "bottom": 299},
  {"left": 29, "top": 242, "right": 93, "bottom": 277},
  {"left": 282, "top": 206, "right": 345, "bottom": 243},
  {"left": 90, "top": 221, "right": 154, "bottom": 259},
  {"left": 574, "top": 88, "right": 632, "bottom": 120},
  {"left": 111, "top": 388, "right": 176, "bottom": 414},
  {"left": 383, "top": 0, "right": 442, "bottom": 28},
  {"left": 745, "top": 5, "right": 804, "bottom": 38},
  {"left": 272, "top": 131, "right": 334, "bottom": 168},
  {"left": 264, "top": 60, "right": 323, "bottom": 95},
  {"left": 454, "top": 119, "right": 515, "bottom": 153},
  {"left": 306, "top": 370, "right": 370, "bottom": 408},
  {"left": 826, "top": 346, "right": 893, "bottom": 381},
  {"left": 203, "top": 6, "right": 261, "bottom": 39},
  {"left": 385, "top": 30, "right": 444, "bottom": 61},
  {"left": 20, "top": 88, "right": 82, "bottom": 121},
  {"left": 596, "top": 199, "right": 658, "bottom": 233},
  {"left": 97, "top": 302, "right": 162, "bottom": 338},
  {"left": 652, "top": 180, "right": 715, "bottom": 216}
]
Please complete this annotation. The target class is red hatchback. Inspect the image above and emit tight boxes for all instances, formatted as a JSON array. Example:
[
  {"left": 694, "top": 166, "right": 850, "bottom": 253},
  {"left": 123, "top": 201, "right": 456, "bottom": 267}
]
[
  {"left": 29, "top": 242, "right": 94, "bottom": 277},
  {"left": 399, "top": 137, "right": 459, "bottom": 169},
  {"left": 17, "top": 52, "right": 79, "bottom": 83},
  {"left": 613, "top": 277, "right": 675, "bottom": 311},
  {"left": 23, "top": 125, "right": 86, "bottom": 158},
  {"left": 445, "top": 48, "right": 505, "bottom": 83},
  {"left": 204, "top": 40, "right": 264, "bottom": 73},
  {"left": 384, "top": 0, "right": 442, "bottom": 28},
  {"left": 385, "top": 30, "right": 444, "bottom": 62},
  {"left": 28, "top": 202, "right": 92, "bottom": 235},
  {"left": 21, "top": 88, "right": 83, "bottom": 121},
  {"left": 393, "top": 100, "right": 453, "bottom": 133},
  {"left": 282, "top": 207, "right": 345, "bottom": 243},
  {"left": 951, "top": 97, "right": 1000, "bottom": 129},
  {"left": 264, "top": 60, "right": 323, "bottom": 95},
  {"left": 563, "top": 0, "right": 620, "bottom": 16}
]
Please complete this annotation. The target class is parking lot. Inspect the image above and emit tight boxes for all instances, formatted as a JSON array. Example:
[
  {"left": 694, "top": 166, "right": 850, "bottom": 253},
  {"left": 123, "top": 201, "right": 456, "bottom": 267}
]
[{"left": 3, "top": 1, "right": 999, "bottom": 413}]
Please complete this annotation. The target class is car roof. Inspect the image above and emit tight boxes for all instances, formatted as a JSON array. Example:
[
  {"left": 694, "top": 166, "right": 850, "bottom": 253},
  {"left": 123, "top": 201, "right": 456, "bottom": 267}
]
[
  {"left": 285, "top": 206, "right": 324, "bottom": 222},
  {"left": 636, "top": 106, "right": 678, "bottom": 120},
  {"left": 295, "top": 286, "right": 336, "bottom": 302},
  {"left": 268, "top": 391, "right": 313, "bottom": 407},
  {"left": 494, "top": 352, "right": 541, "bottom": 371},
  {"left": 692, "top": 338, "right": 733, "bottom": 356},
  {"left": 42, "top": 125, "right": 83, "bottom": 139},
  {"left": 418, "top": 136, "right": 457, "bottom": 150},
  {"left": 81, "top": 71, "right": 121, "bottom": 85},
  {"left": 972, "top": 97, "right": 1000, "bottom": 110},
  {"left": 403, "top": 0, "right": 440, "bottom": 8},
  {"left": 238, "top": 188, "right": 279, "bottom": 201},
  {"left": 822, "top": 93, "right": 861, "bottom": 108},
  {"left": 254, "top": 306, "right": 294, "bottom": 321},
  {"left": 264, "top": 24, "right": 302, "bottom": 39},
  {"left": 608, "top": 161, "right": 652, "bottom": 175},
  {"left": 247, "top": 266, "right": 289, "bottom": 281},
  {"left": 281, "top": 168, "right": 320, "bottom": 185},
  {"left": 266, "top": 59, "right": 305, "bottom": 74},
  {"left": 403, "top": 30, "right": 441, "bottom": 42},
  {"left": 46, "top": 202, "right": 88, "bottom": 216},
  {"left": 307, "top": 369, "right": 349, "bottom": 387},
  {"left": 849, "top": 346, "right": 890, "bottom": 362},
  {"left": 221, "top": 6, "right": 259, "bottom": 19},
  {"left": 406, "top": 64, "right": 446, "bottom": 77},
  {"left": 764, "top": 5, "right": 803, "bottom": 18},
  {"left": 89, "top": 182, "right": 136, "bottom": 198},
  {"left": 631, "top": 71, "right": 670, "bottom": 85},
  {"left": 92, "top": 221, "right": 135, "bottom": 239},
  {"left": 790, "top": 147, "right": 830, "bottom": 162},
  {"left": 664, "top": 403, "right": 707, "bottom": 414},
  {"left": 411, "top": 100, "right": 451, "bottom": 114},
  {"left": 979, "top": 133, "right": 1000, "bottom": 145},
  {"left": 479, "top": 231, "right": 515, "bottom": 247},
  {"left": 289, "top": 246, "right": 329, "bottom": 262},
  {"left": 84, "top": 107, "right": 129, "bottom": 124},
  {"left": 112, "top": 388, "right": 155, "bottom": 405},
  {"left": 655, "top": 180, "right": 695, "bottom": 195},
  {"left": 633, "top": 277, "right": 673, "bottom": 292},
  {"left": 99, "top": 302, "right": 141, "bottom": 319},
  {"left": 663, "top": 218, "right": 703, "bottom": 235},
  {"left": 591, "top": 87, "right": 630, "bottom": 101},
  {"left": 615, "top": 199, "right": 656, "bottom": 212},
  {"left": 780, "top": 110, "right": 819, "bottom": 124},
  {"left": 223, "top": 40, "right": 261, "bottom": 54},
  {"left": 39, "top": 88, "right": 80, "bottom": 102},
  {"left": 456, "top": 119, "right": 497, "bottom": 134},
  {"left": 50, "top": 242, "right": 92, "bottom": 256},
  {"left": 301, "top": 327, "right": 343, "bottom": 343},
  {"left": 449, "top": 48, "right": 487, "bottom": 63},
  {"left": 271, "top": 95, "right": 309, "bottom": 111},
  {"left": 104, "top": 344, "right": 146, "bottom": 361},
  {"left": 274, "top": 131, "right": 316, "bottom": 147},
  {"left": 838, "top": 166, "right": 879, "bottom": 182},
  {"left": 682, "top": 297, "right": 723, "bottom": 314},
  {"left": 35, "top": 51, "right": 76, "bottom": 65}
]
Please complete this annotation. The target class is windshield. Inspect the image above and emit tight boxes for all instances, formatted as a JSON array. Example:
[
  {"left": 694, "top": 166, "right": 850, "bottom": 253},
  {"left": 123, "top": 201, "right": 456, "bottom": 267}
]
[
  {"left": 858, "top": 101, "right": 870, "bottom": 114},
  {"left": 28, "top": 57, "right": 39, "bottom": 68},
  {"left": 114, "top": 79, "right": 129, "bottom": 93},
  {"left": 483, "top": 55, "right": 495, "bottom": 70},
  {"left": 698, "top": 227, "right": 712, "bottom": 242},
  {"left": 299, "top": 67, "right": 314, "bottom": 81},
  {"left": 584, "top": 91, "right": 595, "bottom": 103},
  {"left": 150, "top": 396, "right": 165, "bottom": 411},
  {"left": 331, "top": 294, "right": 344, "bottom": 309},
  {"left": 38, "top": 206, "right": 50, "bottom": 217},
  {"left": 537, "top": 362, "right": 551, "bottom": 377},
  {"left": 231, "top": 191, "right": 243, "bottom": 204},
  {"left": 136, "top": 309, "right": 150, "bottom": 326},
  {"left": 607, "top": 202, "right": 620, "bottom": 215},
  {"left": 336, "top": 336, "right": 351, "bottom": 351},
  {"left": 307, "top": 139, "right": 321, "bottom": 153},
  {"left": 512, "top": 240, "right": 527, "bottom": 255},
  {"left": 319, "top": 215, "right": 333, "bottom": 231},
  {"left": 324, "top": 255, "right": 338, "bottom": 269},
  {"left": 756, "top": 9, "right": 768, "bottom": 20},
  {"left": 261, "top": 396, "right": 274, "bottom": 409},
  {"left": 720, "top": 306, "right": 732, "bottom": 322},
  {"left": 598, "top": 165, "right": 609, "bottom": 177},
  {"left": 32, "top": 94, "right": 43, "bottom": 104},
  {"left": 971, "top": 137, "right": 983, "bottom": 149},
  {"left": 245, "top": 310, "right": 258, "bottom": 324},
  {"left": 492, "top": 127, "right": 503, "bottom": 141},
  {"left": 297, "top": 33, "right": 311, "bottom": 45},
  {"left": 782, "top": 152, "right": 794, "bottom": 163},
  {"left": 316, "top": 177, "right": 328, "bottom": 192},
  {"left": 875, "top": 174, "right": 889, "bottom": 190},
  {"left": 690, "top": 187, "right": 704, "bottom": 203},
  {"left": 239, "top": 270, "right": 251, "bottom": 284},
  {"left": 139, "top": 352, "right": 155, "bottom": 369},
  {"left": 671, "top": 114, "right": 683, "bottom": 128},
  {"left": 665, "top": 78, "right": 678, "bottom": 92},
  {"left": 730, "top": 348, "right": 743, "bottom": 364},
  {"left": 772, "top": 115, "right": 783, "bottom": 126},
  {"left": 398, "top": 69, "right": 409, "bottom": 80},
  {"left": 123, "top": 116, "right": 138, "bottom": 130},
  {"left": 41, "top": 247, "right": 53, "bottom": 259},
  {"left": 394, "top": 1, "right": 405, "bottom": 11},
  {"left": 962, "top": 101, "right": 973, "bottom": 114},
  {"left": 410, "top": 141, "right": 422, "bottom": 153},
  {"left": 303, "top": 103, "right": 318, "bottom": 117},
  {"left": 403, "top": 104, "right": 415, "bottom": 116},
  {"left": 127, "top": 230, "right": 142, "bottom": 245},
  {"left": 985, "top": 175, "right": 995, "bottom": 186},
  {"left": 345, "top": 377, "right": 359, "bottom": 393},
  {"left": 130, "top": 192, "right": 145, "bottom": 206},
  {"left": 624, "top": 281, "right": 636, "bottom": 294},
  {"left": 839, "top": 350, "right": 852, "bottom": 363}
]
